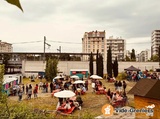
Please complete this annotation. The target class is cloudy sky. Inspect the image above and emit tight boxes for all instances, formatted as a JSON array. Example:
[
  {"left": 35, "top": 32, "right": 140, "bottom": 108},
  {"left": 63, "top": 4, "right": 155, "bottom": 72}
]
[{"left": 1, "top": 0, "right": 160, "bottom": 54}]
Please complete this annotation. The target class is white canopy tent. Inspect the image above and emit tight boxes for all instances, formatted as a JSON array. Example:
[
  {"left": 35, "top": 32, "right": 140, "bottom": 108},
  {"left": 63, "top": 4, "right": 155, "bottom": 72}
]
[{"left": 54, "top": 90, "right": 76, "bottom": 98}]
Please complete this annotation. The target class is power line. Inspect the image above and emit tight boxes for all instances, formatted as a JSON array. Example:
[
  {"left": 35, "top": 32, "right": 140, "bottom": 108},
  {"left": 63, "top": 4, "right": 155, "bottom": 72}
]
[
  {"left": 47, "top": 40, "right": 81, "bottom": 44},
  {"left": 11, "top": 40, "right": 151, "bottom": 45},
  {"left": 11, "top": 40, "right": 42, "bottom": 44}
]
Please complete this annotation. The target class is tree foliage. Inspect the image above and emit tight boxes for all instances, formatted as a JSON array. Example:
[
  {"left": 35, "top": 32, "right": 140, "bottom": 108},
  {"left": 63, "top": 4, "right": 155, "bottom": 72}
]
[
  {"left": 59, "top": 54, "right": 71, "bottom": 61},
  {"left": 45, "top": 58, "right": 58, "bottom": 82},
  {"left": 113, "top": 57, "right": 118, "bottom": 78},
  {"left": 96, "top": 50, "right": 99, "bottom": 75},
  {"left": 131, "top": 49, "right": 136, "bottom": 61},
  {"left": 2, "top": 54, "right": 11, "bottom": 74},
  {"left": 151, "top": 55, "right": 159, "bottom": 62},
  {"left": 107, "top": 46, "right": 112, "bottom": 78},
  {"left": 89, "top": 52, "right": 93, "bottom": 76},
  {"left": 6, "top": 0, "right": 23, "bottom": 12},
  {"left": 125, "top": 55, "right": 131, "bottom": 61},
  {"left": 98, "top": 54, "right": 104, "bottom": 77}
]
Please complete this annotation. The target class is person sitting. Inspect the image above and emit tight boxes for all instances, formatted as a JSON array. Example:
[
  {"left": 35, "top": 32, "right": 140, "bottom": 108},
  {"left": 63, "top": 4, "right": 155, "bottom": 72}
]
[
  {"left": 111, "top": 93, "right": 117, "bottom": 104},
  {"left": 64, "top": 101, "right": 71, "bottom": 110},
  {"left": 81, "top": 86, "right": 86, "bottom": 94},
  {"left": 76, "top": 93, "right": 83, "bottom": 106}
]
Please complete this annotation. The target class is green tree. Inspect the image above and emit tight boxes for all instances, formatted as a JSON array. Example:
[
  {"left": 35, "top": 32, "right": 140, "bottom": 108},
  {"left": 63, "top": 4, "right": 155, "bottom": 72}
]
[
  {"left": 151, "top": 55, "right": 159, "bottom": 62},
  {"left": 131, "top": 49, "right": 136, "bottom": 61},
  {"left": 45, "top": 58, "right": 58, "bottom": 82},
  {"left": 89, "top": 52, "right": 94, "bottom": 76},
  {"left": 158, "top": 45, "right": 160, "bottom": 63},
  {"left": 96, "top": 50, "right": 99, "bottom": 75},
  {"left": 107, "top": 46, "right": 112, "bottom": 78},
  {"left": 2, "top": 54, "right": 11, "bottom": 74},
  {"left": 6, "top": 0, "right": 23, "bottom": 11},
  {"left": 59, "top": 54, "right": 71, "bottom": 61},
  {"left": 125, "top": 55, "right": 131, "bottom": 61},
  {"left": 113, "top": 57, "right": 118, "bottom": 78},
  {"left": 98, "top": 54, "right": 104, "bottom": 77}
]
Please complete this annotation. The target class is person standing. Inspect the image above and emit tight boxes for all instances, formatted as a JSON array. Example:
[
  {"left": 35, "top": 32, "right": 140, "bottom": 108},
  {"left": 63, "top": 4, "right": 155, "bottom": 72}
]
[
  {"left": 22, "top": 84, "right": 25, "bottom": 94},
  {"left": 46, "top": 82, "right": 48, "bottom": 93},
  {"left": 18, "top": 88, "right": 23, "bottom": 101},
  {"left": 33, "top": 87, "right": 38, "bottom": 98},
  {"left": 26, "top": 84, "right": 28, "bottom": 95},
  {"left": 114, "top": 81, "right": 118, "bottom": 91},
  {"left": 123, "top": 81, "right": 127, "bottom": 92},
  {"left": 28, "top": 85, "right": 32, "bottom": 99},
  {"left": 50, "top": 82, "right": 53, "bottom": 93},
  {"left": 85, "top": 80, "right": 88, "bottom": 91}
]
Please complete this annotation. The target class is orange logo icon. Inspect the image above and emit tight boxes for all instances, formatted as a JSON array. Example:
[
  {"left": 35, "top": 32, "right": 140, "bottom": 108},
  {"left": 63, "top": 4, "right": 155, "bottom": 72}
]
[{"left": 101, "top": 104, "right": 114, "bottom": 116}]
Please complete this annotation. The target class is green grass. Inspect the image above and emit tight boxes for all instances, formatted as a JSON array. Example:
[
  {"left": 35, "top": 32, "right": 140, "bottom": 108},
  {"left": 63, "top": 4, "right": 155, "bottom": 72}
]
[{"left": 8, "top": 78, "right": 136, "bottom": 118}]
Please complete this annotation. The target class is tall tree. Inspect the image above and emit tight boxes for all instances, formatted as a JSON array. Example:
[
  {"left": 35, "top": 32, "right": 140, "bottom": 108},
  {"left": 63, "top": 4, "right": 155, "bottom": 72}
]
[
  {"left": 98, "top": 54, "right": 104, "bottom": 77},
  {"left": 113, "top": 57, "right": 118, "bottom": 78},
  {"left": 2, "top": 54, "right": 11, "bottom": 74},
  {"left": 131, "top": 49, "right": 136, "bottom": 61},
  {"left": 89, "top": 52, "right": 94, "bottom": 75},
  {"left": 96, "top": 50, "right": 99, "bottom": 75},
  {"left": 158, "top": 45, "right": 160, "bottom": 67},
  {"left": 125, "top": 55, "right": 131, "bottom": 61},
  {"left": 45, "top": 58, "right": 58, "bottom": 82},
  {"left": 0, "top": 64, "right": 4, "bottom": 99},
  {"left": 107, "top": 46, "right": 112, "bottom": 78}
]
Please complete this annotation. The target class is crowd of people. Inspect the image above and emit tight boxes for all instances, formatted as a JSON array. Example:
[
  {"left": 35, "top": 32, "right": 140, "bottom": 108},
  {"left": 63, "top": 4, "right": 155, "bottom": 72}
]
[
  {"left": 126, "top": 70, "right": 160, "bottom": 81},
  {"left": 56, "top": 92, "right": 83, "bottom": 112}
]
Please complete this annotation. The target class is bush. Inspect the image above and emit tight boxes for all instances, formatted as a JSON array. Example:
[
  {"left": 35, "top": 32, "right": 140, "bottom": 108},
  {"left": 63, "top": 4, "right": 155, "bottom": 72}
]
[{"left": 117, "top": 72, "right": 127, "bottom": 80}]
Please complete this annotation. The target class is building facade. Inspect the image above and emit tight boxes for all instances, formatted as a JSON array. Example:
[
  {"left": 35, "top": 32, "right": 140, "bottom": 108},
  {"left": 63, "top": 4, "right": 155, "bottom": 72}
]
[
  {"left": 0, "top": 40, "right": 13, "bottom": 52},
  {"left": 138, "top": 49, "right": 151, "bottom": 62},
  {"left": 106, "top": 36, "right": 126, "bottom": 61},
  {"left": 82, "top": 30, "right": 107, "bottom": 61},
  {"left": 151, "top": 30, "right": 160, "bottom": 56}
]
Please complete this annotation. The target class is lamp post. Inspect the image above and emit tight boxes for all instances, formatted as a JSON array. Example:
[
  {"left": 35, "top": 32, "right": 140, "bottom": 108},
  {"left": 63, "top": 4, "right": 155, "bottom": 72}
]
[
  {"left": 57, "top": 46, "right": 61, "bottom": 53},
  {"left": 43, "top": 36, "right": 51, "bottom": 63}
]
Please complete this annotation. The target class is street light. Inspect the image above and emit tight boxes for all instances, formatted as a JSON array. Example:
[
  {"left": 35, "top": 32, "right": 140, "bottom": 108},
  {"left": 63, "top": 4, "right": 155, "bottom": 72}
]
[{"left": 43, "top": 36, "right": 51, "bottom": 63}]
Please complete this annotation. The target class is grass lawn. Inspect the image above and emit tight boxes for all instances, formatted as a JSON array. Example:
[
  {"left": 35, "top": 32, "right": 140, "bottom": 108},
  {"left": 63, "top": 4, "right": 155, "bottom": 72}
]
[{"left": 8, "top": 78, "right": 136, "bottom": 119}]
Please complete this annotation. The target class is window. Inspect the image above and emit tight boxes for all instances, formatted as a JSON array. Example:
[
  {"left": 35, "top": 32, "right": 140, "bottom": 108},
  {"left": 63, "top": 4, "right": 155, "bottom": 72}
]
[
  {"left": 97, "top": 32, "right": 100, "bottom": 37},
  {"left": 102, "top": 49, "right": 104, "bottom": 52},
  {"left": 93, "top": 32, "right": 95, "bottom": 37}
]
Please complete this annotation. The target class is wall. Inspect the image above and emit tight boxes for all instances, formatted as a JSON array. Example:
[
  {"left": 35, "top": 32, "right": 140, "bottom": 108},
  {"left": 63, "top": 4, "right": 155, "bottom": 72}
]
[
  {"left": 134, "top": 96, "right": 160, "bottom": 118},
  {"left": 22, "top": 60, "right": 160, "bottom": 76}
]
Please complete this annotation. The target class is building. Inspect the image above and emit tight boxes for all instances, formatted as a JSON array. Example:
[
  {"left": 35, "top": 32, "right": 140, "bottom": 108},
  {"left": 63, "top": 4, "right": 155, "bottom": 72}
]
[
  {"left": 151, "top": 30, "right": 160, "bottom": 56},
  {"left": 82, "top": 30, "right": 107, "bottom": 61},
  {"left": 138, "top": 49, "right": 151, "bottom": 62},
  {"left": 0, "top": 40, "right": 13, "bottom": 52},
  {"left": 106, "top": 36, "right": 126, "bottom": 61},
  {"left": 128, "top": 79, "right": 160, "bottom": 118}
]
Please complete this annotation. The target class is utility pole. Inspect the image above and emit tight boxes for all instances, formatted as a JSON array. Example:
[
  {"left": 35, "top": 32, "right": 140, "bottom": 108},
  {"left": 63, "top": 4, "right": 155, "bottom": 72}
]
[
  {"left": 57, "top": 46, "right": 61, "bottom": 53},
  {"left": 43, "top": 36, "right": 51, "bottom": 63}
]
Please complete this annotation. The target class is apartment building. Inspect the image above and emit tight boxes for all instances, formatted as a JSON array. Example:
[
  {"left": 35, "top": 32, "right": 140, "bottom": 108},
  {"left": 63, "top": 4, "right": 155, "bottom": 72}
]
[
  {"left": 0, "top": 40, "right": 13, "bottom": 52},
  {"left": 82, "top": 30, "right": 107, "bottom": 61},
  {"left": 106, "top": 36, "right": 126, "bottom": 61},
  {"left": 138, "top": 49, "right": 151, "bottom": 62},
  {"left": 151, "top": 30, "right": 160, "bottom": 56}
]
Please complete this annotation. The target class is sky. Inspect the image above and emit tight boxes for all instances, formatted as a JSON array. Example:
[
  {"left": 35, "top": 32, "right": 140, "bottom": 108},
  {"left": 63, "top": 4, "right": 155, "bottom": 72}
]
[{"left": 1, "top": 0, "right": 160, "bottom": 54}]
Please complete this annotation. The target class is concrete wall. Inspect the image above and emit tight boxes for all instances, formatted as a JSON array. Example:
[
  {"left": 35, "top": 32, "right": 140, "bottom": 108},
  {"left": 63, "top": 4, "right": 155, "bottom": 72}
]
[{"left": 22, "top": 60, "right": 159, "bottom": 76}]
